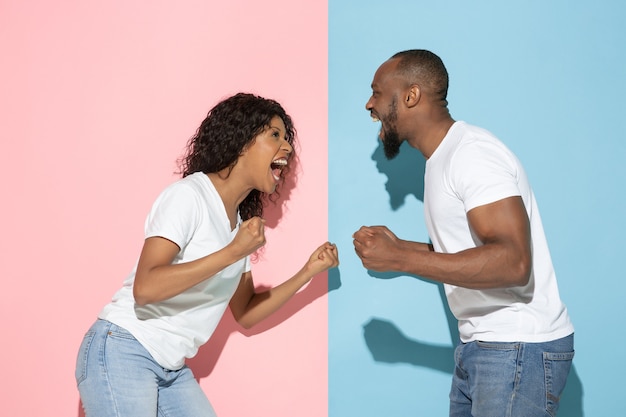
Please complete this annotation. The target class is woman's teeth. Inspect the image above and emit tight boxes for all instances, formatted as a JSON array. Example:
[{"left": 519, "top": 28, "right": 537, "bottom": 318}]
[{"left": 271, "top": 158, "right": 287, "bottom": 181}]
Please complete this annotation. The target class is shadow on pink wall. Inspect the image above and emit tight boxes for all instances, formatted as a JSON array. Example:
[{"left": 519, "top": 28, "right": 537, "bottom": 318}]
[
  {"left": 188, "top": 272, "right": 334, "bottom": 380},
  {"left": 188, "top": 155, "right": 339, "bottom": 379}
]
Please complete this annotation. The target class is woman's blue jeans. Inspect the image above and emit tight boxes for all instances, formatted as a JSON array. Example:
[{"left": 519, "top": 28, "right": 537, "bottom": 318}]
[
  {"left": 449, "top": 333, "right": 574, "bottom": 417},
  {"left": 75, "top": 319, "right": 217, "bottom": 417}
]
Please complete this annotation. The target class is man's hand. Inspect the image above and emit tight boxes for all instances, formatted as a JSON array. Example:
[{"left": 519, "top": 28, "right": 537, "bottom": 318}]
[{"left": 353, "top": 225, "right": 403, "bottom": 272}]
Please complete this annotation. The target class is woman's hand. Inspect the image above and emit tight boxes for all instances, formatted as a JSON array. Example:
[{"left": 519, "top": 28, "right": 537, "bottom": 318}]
[
  {"left": 229, "top": 241, "right": 340, "bottom": 329},
  {"left": 303, "top": 242, "right": 340, "bottom": 277},
  {"left": 229, "top": 216, "right": 267, "bottom": 258}
]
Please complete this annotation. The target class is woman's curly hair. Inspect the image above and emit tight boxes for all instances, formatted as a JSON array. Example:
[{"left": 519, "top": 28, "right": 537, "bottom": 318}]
[{"left": 178, "top": 93, "right": 297, "bottom": 220}]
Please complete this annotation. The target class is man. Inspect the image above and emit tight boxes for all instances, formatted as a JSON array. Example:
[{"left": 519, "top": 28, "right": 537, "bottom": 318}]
[{"left": 353, "top": 49, "right": 574, "bottom": 417}]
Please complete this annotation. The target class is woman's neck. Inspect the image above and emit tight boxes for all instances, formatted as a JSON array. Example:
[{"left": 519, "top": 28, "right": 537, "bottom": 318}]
[{"left": 206, "top": 171, "right": 250, "bottom": 228}]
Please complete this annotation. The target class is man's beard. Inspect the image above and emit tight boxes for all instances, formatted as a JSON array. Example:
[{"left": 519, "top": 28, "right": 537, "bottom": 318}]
[
  {"left": 383, "top": 128, "right": 401, "bottom": 159},
  {"left": 382, "top": 98, "right": 401, "bottom": 159}
]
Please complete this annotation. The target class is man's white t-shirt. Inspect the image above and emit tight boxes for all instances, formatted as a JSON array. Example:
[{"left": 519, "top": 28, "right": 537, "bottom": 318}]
[
  {"left": 424, "top": 121, "right": 574, "bottom": 343},
  {"left": 99, "top": 172, "right": 250, "bottom": 370}
]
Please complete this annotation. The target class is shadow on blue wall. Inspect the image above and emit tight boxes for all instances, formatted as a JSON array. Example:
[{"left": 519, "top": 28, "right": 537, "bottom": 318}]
[
  {"left": 363, "top": 141, "right": 583, "bottom": 415},
  {"left": 371, "top": 141, "right": 426, "bottom": 208}
]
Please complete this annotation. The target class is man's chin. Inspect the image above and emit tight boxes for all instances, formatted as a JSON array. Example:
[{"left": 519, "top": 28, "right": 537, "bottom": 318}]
[
  {"left": 384, "top": 151, "right": 399, "bottom": 160},
  {"left": 381, "top": 128, "right": 401, "bottom": 159},
  {"left": 383, "top": 142, "right": 401, "bottom": 159}
]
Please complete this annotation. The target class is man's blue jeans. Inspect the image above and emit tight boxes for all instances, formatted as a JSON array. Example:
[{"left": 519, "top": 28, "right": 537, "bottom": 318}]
[
  {"left": 75, "top": 319, "right": 217, "bottom": 417},
  {"left": 449, "top": 334, "right": 574, "bottom": 417}
]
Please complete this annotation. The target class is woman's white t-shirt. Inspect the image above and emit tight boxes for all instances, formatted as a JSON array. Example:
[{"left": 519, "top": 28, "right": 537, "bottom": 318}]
[{"left": 99, "top": 172, "right": 250, "bottom": 370}]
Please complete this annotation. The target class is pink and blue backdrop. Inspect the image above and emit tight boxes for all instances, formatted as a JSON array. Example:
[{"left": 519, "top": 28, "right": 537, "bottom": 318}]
[{"left": 2, "top": 1, "right": 625, "bottom": 416}]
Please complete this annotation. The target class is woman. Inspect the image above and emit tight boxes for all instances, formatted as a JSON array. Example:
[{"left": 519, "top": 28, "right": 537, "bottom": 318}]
[{"left": 75, "top": 93, "right": 339, "bottom": 417}]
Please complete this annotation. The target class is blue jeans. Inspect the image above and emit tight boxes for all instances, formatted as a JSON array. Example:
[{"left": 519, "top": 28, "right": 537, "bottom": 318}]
[
  {"left": 449, "top": 334, "right": 574, "bottom": 417},
  {"left": 75, "top": 319, "right": 217, "bottom": 417}
]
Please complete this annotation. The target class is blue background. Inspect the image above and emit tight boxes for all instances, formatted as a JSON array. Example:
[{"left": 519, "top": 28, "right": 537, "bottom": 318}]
[{"left": 328, "top": 1, "right": 626, "bottom": 415}]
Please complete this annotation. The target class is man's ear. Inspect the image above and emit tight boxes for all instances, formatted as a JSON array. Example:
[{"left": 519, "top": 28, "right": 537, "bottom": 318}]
[{"left": 405, "top": 84, "right": 420, "bottom": 108}]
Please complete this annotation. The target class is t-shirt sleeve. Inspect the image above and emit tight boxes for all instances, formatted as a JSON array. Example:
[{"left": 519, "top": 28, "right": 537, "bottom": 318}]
[
  {"left": 450, "top": 140, "right": 521, "bottom": 212},
  {"left": 144, "top": 183, "right": 200, "bottom": 250}
]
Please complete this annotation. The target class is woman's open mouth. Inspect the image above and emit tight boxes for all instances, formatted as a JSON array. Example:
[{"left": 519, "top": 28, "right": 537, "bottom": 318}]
[{"left": 270, "top": 158, "right": 288, "bottom": 181}]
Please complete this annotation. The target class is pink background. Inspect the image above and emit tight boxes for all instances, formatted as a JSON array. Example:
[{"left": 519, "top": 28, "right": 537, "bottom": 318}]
[{"left": 0, "top": 1, "right": 328, "bottom": 416}]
